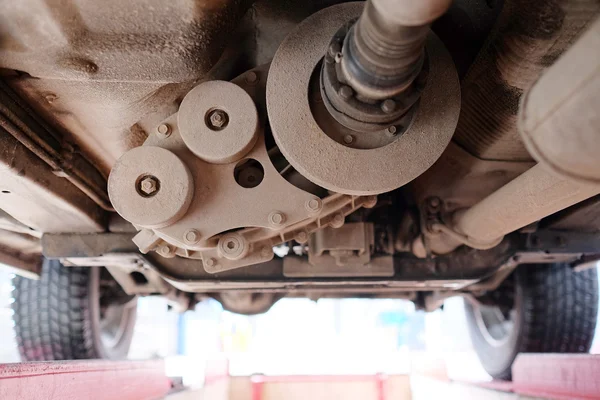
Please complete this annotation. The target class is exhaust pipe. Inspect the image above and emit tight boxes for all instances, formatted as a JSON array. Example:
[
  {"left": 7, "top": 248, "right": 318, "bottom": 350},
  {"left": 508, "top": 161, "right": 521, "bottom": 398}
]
[{"left": 428, "top": 18, "right": 600, "bottom": 254}]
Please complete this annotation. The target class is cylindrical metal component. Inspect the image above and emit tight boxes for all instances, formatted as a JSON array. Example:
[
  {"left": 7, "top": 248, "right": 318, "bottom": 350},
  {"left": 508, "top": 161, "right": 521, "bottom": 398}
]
[
  {"left": 452, "top": 164, "right": 600, "bottom": 246},
  {"left": 519, "top": 18, "right": 600, "bottom": 185},
  {"left": 341, "top": 0, "right": 452, "bottom": 100},
  {"left": 429, "top": 164, "right": 600, "bottom": 254}
]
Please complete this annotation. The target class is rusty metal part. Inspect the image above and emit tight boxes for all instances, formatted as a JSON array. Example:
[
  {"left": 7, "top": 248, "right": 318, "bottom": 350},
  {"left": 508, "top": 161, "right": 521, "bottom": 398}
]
[
  {"left": 453, "top": 0, "right": 600, "bottom": 161},
  {"left": 0, "top": 230, "right": 42, "bottom": 279},
  {"left": 284, "top": 255, "right": 394, "bottom": 278},
  {"left": 544, "top": 195, "right": 600, "bottom": 233},
  {"left": 339, "top": 0, "right": 451, "bottom": 100},
  {"left": 267, "top": 2, "right": 460, "bottom": 195},
  {"left": 427, "top": 165, "right": 600, "bottom": 254},
  {"left": 0, "top": 81, "right": 113, "bottom": 212},
  {"left": 308, "top": 222, "right": 374, "bottom": 267},
  {"left": 0, "top": 131, "right": 105, "bottom": 233},
  {"left": 42, "top": 229, "right": 599, "bottom": 299},
  {"left": 109, "top": 65, "right": 377, "bottom": 273},
  {"left": 411, "top": 142, "right": 535, "bottom": 215},
  {"left": 519, "top": 18, "right": 600, "bottom": 185},
  {"left": 0, "top": 0, "right": 254, "bottom": 175}
]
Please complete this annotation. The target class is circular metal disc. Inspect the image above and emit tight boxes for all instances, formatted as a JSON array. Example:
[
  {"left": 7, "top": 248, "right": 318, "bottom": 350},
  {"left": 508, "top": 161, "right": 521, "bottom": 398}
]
[
  {"left": 178, "top": 80, "right": 258, "bottom": 164},
  {"left": 266, "top": 2, "right": 460, "bottom": 195},
  {"left": 108, "top": 146, "right": 194, "bottom": 228}
]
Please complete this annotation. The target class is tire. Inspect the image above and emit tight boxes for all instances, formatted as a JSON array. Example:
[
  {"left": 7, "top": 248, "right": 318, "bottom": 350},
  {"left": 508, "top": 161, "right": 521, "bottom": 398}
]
[
  {"left": 465, "top": 263, "right": 598, "bottom": 380},
  {"left": 11, "top": 259, "right": 137, "bottom": 361}
]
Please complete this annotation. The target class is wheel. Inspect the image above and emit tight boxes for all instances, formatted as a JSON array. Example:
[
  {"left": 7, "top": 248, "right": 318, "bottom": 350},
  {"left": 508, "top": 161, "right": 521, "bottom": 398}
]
[
  {"left": 464, "top": 263, "right": 598, "bottom": 380},
  {"left": 11, "top": 259, "right": 137, "bottom": 361}
]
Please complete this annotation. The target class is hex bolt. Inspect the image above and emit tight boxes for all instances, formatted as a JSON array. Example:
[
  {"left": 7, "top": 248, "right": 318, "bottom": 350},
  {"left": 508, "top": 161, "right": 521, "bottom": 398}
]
[
  {"left": 343, "top": 135, "right": 354, "bottom": 144},
  {"left": 204, "top": 257, "right": 217, "bottom": 268},
  {"left": 207, "top": 109, "right": 229, "bottom": 130},
  {"left": 138, "top": 176, "right": 159, "bottom": 197},
  {"left": 330, "top": 213, "right": 345, "bottom": 228},
  {"left": 295, "top": 231, "right": 309, "bottom": 244},
  {"left": 339, "top": 85, "right": 353, "bottom": 100},
  {"left": 184, "top": 229, "right": 200, "bottom": 244},
  {"left": 158, "top": 245, "right": 172, "bottom": 257},
  {"left": 268, "top": 211, "right": 286, "bottom": 227},
  {"left": 218, "top": 233, "right": 249, "bottom": 261},
  {"left": 156, "top": 123, "right": 171, "bottom": 138},
  {"left": 381, "top": 99, "right": 396, "bottom": 113},
  {"left": 245, "top": 71, "right": 258, "bottom": 84},
  {"left": 328, "top": 41, "right": 342, "bottom": 58},
  {"left": 305, "top": 197, "right": 323, "bottom": 213}
]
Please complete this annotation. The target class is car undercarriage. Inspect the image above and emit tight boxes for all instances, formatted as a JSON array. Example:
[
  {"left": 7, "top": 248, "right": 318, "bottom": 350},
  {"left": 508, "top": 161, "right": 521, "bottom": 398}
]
[{"left": 1, "top": 0, "right": 599, "bottom": 379}]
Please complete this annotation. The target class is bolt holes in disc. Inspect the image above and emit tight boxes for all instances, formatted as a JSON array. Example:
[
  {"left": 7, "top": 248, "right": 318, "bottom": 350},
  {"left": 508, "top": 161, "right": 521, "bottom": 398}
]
[{"left": 234, "top": 159, "right": 264, "bottom": 188}]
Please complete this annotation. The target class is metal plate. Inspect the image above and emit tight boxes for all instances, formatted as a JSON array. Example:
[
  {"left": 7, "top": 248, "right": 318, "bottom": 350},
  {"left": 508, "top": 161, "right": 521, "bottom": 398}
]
[{"left": 267, "top": 2, "right": 461, "bottom": 195}]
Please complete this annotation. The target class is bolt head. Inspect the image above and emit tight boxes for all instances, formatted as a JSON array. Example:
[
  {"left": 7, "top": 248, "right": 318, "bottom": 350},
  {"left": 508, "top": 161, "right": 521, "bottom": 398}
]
[
  {"left": 269, "top": 211, "right": 286, "bottom": 226},
  {"left": 381, "top": 99, "right": 396, "bottom": 113},
  {"left": 204, "top": 257, "right": 217, "bottom": 268},
  {"left": 331, "top": 213, "right": 345, "bottom": 228},
  {"left": 207, "top": 109, "right": 229, "bottom": 130},
  {"left": 328, "top": 41, "right": 342, "bottom": 58},
  {"left": 158, "top": 245, "right": 172, "bottom": 256},
  {"left": 184, "top": 229, "right": 200, "bottom": 244},
  {"left": 343, "top": 134, "right": 354, "bottom": 144},
  {"left": 339, "top": 85, "right": 353, "bottom": 100},
  {"left": 140, "top": 177, "right": 158, "bottom": 195},
  {"left": 305, "top": 197, "right": 323, "bottom": 213},
  {"left": 157, "top": 123, "right": 171, "bottom": 138},
  {"left": 295, "top": 231, "right": 309, "bottom": 244},
  {"left": 386, "top": 126, "right": 397, "bottom": 135},
  {"left": 245, "top": 71, "right": 258, "bottom": 84}
]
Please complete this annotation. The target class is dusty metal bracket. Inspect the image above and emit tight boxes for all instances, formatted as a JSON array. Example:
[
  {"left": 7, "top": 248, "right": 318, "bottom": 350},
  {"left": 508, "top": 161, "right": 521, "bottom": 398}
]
[
  {"left": 284, "top": 255, "right": 394, "bottom": 278},
  {"left": 308, "top": 222, "right": 374, "bottom": 267},
  {"left": 108, "top": 65, "right": 377, "bottom": 274}
]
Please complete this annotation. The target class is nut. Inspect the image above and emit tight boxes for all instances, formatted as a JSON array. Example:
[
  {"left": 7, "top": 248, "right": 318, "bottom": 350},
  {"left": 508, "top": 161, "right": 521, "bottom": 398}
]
[
  {"left": 184, "top": 229, "right": 200, "bottom": 244},
  {"left": 268, "top": 211, "right": 286, "bottom": 227},
  {"left": 139, "top": 176, "right": 158, "bottom": 196},
  {"left": 156, "top": 123, "right": 171, "bottom": 138},
  {"left": 207, "top": 109, "right": 229, "bottom": 130},
  {"left": 295, "top": 231, "right": 309, "bottom": 244},
  {"left": 328, "top": 41, "right": 342, "bottom": 58},
  {"left": 245, "top": 71, "right": 258, "bottom": 84},
  {"left": 330, "top": 213, "right": 345, "bottom": 228},
  {"left": 381, "top": 99, "right": 396, "bottom": 113},
  {"left": 339, "top": 85, "right": 353, "bottom": 100}
]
